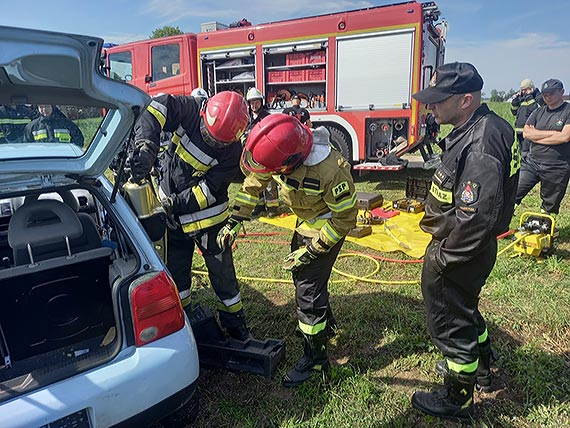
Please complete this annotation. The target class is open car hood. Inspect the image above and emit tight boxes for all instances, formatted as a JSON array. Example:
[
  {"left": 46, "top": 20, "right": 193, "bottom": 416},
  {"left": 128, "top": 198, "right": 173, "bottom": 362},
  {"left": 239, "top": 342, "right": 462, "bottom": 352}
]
[{"left": 0, "top": 26, "right": 149, "bottom": 181}]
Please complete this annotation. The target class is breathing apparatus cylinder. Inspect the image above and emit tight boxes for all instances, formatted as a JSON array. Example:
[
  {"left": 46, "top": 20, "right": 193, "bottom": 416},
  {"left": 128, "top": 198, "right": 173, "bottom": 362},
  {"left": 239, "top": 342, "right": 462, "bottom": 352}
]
[{"left": 123, "top": 179, "right": 167, "bottom": 241}]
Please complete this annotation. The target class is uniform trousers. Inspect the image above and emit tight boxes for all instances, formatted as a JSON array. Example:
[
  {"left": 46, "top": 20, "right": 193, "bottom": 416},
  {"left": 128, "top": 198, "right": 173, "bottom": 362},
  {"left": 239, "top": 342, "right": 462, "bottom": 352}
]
[
  {"left": 421, "top": 239, "right": 497, "bottom": 367},
  {"left": 166, "top": 222, "right": 246, "bottom": 329},
  {"left": 291, "top": 231, "right": 344, "bottom": 333},
  {"left": 516, "top": 155, "right": 570, "bottom": 214}
]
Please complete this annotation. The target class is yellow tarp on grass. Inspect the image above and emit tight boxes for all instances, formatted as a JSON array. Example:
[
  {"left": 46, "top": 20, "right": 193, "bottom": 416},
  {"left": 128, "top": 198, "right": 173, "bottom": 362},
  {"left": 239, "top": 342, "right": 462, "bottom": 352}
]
[{"left": 259, "top": 206, "right": 431, "bottom": 259}]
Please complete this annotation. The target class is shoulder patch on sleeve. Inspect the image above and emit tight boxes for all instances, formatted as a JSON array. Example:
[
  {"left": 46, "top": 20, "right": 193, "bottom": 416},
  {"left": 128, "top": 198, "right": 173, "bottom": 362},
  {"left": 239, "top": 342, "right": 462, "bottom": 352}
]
[
  {"left": 460, "top": 180, "right": 480, "bottom": 205},
  {"left": 331, "top": 181, "right": 349, "bottom": 199}
]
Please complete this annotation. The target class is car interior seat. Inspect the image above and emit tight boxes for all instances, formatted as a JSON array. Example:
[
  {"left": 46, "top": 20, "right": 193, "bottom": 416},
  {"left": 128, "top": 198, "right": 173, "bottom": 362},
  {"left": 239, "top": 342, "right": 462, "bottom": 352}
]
[
  {"left": 10, "top": 193, "right": 101, "bottom": 266},
  {"left": 25, "top": 190, "right": 101, "bottom": 250}
]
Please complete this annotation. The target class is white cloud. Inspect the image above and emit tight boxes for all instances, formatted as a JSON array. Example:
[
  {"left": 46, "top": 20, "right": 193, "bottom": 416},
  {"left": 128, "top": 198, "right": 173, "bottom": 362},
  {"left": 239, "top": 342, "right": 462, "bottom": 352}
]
[
  {"left": 139, "top": 0, "right": 375, "bottom": 26},
  {"left": 446, "top": 33, "right": 570, "bottom": 92}
]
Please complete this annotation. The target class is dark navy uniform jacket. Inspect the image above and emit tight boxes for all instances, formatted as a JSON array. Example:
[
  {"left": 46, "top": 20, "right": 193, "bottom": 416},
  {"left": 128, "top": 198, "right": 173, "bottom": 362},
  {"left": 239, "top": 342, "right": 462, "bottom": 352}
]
[{"left": 421, "top": 104, "right": 520, "bottom": 270}]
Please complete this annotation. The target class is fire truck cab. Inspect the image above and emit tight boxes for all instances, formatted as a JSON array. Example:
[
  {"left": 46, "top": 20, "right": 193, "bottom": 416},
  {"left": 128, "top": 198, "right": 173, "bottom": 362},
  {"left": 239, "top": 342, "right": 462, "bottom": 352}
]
[{"left": 105, "top": 1, "right": 446, "bottom": 171}]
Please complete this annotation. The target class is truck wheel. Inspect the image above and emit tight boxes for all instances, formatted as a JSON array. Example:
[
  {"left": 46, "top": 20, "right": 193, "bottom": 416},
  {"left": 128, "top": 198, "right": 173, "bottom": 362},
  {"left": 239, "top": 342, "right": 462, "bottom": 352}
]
[{"left": 326, "top": 126, "right": 351, "bottom": 161}]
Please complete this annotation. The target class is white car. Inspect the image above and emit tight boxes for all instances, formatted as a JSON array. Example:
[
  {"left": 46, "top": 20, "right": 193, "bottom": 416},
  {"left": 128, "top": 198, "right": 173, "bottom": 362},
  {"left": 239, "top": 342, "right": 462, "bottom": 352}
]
[{"left": 0, "top": 26, "right": 199, "bottom": 427}]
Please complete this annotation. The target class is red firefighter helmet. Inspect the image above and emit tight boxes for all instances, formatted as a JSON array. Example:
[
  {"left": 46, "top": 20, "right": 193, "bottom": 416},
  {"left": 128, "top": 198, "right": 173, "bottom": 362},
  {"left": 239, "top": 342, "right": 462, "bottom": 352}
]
[
  {"left": 200, "top": 91, "right": 249, "bottom": 148},
  {"left": 242, "top": 113, "right": 313, "bottom": 174}
]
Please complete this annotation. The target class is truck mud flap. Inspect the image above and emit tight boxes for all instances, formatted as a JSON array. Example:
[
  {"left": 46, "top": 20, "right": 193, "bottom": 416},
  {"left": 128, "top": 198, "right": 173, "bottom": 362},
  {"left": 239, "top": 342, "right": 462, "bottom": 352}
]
[{"left": 187, "top": 305, "right": 285, "bottom": 378}]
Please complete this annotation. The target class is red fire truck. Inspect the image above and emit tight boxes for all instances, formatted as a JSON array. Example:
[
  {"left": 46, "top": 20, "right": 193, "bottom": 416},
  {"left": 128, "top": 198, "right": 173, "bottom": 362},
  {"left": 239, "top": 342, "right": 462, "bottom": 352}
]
[{"left": 105, "top": 1, "right": 446, "bottom": 170}]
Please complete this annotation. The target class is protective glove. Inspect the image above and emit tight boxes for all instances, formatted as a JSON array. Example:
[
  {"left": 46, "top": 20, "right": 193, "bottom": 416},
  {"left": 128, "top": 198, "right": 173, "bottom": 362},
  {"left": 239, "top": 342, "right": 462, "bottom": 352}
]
[
  {"left": 130, "top": 139, "right": 158, "bottom": 183},
  {"left": 283, "top": 245, "right": 318, "bottom": 273},
  {"left": 216, "top": 217, "right": 242, "bottom": 251}
]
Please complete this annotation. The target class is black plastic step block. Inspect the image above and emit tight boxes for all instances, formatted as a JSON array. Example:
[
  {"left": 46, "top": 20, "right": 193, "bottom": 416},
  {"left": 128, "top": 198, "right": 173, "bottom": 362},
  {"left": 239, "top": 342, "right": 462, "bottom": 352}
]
[{"left": 187, "top": 305, "right": 285, "bottom": 378}]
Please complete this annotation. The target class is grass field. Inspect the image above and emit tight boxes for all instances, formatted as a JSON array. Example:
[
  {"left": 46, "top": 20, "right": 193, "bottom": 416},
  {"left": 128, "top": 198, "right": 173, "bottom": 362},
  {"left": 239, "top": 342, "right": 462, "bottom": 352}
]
[
  {"left": 161, "top": 103, "right": 570, "bottom": 428},
  {"left": 76, "top": 117, "right": 101, "bottom": 144}
]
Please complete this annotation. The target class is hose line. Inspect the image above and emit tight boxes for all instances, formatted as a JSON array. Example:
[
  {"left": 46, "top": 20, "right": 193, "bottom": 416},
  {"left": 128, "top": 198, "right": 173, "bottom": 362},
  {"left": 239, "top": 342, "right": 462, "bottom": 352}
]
[
  {"left": 497, "top": 232, "right": 529, "bottom": 256},
  {"left": 191, "top": 251, "right": 420, "bottom": 285}
]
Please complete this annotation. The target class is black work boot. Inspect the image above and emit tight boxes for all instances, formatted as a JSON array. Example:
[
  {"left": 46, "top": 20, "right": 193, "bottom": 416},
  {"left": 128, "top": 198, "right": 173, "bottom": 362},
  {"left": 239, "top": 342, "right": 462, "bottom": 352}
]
[
  {"left": 435, "top": 341, "right": 496, "bottom": 392},
  {"left": 411, "top": 370, "right": 476, "bottom": 423},
  {"left": 282, "top": 332, "right": 329, "bottom": 387},
  {"left": 226, "top": 324, "right": 253, "bottom": 342}
]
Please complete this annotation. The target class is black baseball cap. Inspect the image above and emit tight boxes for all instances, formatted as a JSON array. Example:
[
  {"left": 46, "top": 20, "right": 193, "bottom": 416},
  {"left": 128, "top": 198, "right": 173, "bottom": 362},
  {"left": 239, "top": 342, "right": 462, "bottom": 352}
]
[
  {"left": 541, "top": 79, "right": 564, "bottom": 93},
  {"left": 412, "top": 62, "right": 484, "bottom": 104}
]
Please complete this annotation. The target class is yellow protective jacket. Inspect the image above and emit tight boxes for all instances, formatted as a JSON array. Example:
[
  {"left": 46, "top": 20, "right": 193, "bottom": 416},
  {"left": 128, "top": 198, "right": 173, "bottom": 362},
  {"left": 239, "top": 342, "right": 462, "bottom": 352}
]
[{"left": 234, "top": 139, "right": 357, "bottom": 253}]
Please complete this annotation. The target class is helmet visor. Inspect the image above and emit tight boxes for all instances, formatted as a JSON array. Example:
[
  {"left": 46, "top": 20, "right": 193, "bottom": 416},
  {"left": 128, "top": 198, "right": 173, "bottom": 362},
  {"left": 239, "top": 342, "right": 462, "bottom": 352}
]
[
  {"left": 241, "top": 149, "right": 300, "bottom": 174},
  {"left": 241, "top": 149, "right": 272, "bottom": 173},
  {"left": 200, "top": 116, "right": 234, "bottom": 149}
]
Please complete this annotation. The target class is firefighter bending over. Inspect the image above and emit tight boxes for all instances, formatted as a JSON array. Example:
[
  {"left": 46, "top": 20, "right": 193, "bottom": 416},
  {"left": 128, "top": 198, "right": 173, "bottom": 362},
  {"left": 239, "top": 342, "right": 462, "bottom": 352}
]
[
  {"left": 218, "top": 114, "right": 357, "bottom": 386},
  {"left": 128, "top": 91, "right": 254, "bottom": 341}
]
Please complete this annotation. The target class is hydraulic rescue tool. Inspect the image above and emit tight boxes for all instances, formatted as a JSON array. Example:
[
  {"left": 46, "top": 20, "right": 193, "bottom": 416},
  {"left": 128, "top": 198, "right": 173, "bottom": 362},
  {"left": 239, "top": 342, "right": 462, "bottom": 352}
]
[
  {"left": 509, "top": 212, "right": 558, "bottom": 257},
  {"left": 514, "top": 212, "right": 558, "bottom": 257}
]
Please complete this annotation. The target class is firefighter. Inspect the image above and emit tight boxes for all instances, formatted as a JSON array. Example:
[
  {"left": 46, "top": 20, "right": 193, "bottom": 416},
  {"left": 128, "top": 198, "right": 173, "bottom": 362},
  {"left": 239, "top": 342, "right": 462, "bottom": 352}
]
[
  {"left": 190, "top": 87, "right": 209, "bottom": 106},
  {"left": 24, "top": 104, "right": 84, "bottom": 147},
  {"left": 511, "top": 78, "right": 543, "bottom": 158},
  {"left": 282, "top": 95, "right": 312, "bottom": 127},
  {"left": 410, "top": 62, "right": 519, "bottom": 422},
  {"left": 245, "top": 87, "right": 279, "bottom": 218},
  {"left": 218, "top": 114, "right": 357, "bottom": 387},
  {"left": 128, "top": 91, "right": 254, "bottom": 341},
  {"left": 0, "top": 104, "right": 35, "bottom": 144}
]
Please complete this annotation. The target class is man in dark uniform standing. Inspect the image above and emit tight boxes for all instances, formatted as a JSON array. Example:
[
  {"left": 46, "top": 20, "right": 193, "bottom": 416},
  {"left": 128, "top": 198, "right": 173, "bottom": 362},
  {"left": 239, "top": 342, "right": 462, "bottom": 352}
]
[
  {"left": 282, "top": 95, "right": 312, "bottom": 127},
  {"left": 128, "top": 90, "right": 254, "bottom": 341},
  {"left": 511, "top": 79, "right": 542, "bottom": 158},
  {"left": 515, "top": 79, "right": 570, "bottom": 215},
  {"left": 410, "top": 62, "right": 520, "bottom": 423}
]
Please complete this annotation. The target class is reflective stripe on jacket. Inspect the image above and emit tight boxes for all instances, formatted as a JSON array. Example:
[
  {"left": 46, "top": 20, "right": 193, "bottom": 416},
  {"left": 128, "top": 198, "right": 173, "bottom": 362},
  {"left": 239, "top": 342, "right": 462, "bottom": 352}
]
[{"left": 0, "top": 105, "right": 35, "bottom": 143}]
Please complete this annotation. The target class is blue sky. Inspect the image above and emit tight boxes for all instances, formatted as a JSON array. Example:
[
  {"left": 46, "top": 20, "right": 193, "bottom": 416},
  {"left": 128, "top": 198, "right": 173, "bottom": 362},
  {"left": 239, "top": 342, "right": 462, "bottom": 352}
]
[{"left": 3, "top": 0, "right": 569, "bottom": 92}]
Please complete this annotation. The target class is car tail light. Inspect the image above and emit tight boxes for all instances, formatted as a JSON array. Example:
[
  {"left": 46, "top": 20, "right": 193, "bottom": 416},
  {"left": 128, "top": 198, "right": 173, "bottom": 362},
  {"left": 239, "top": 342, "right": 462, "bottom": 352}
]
[{"left": 130, "top": 270, "right": 185, "bottom": 346}]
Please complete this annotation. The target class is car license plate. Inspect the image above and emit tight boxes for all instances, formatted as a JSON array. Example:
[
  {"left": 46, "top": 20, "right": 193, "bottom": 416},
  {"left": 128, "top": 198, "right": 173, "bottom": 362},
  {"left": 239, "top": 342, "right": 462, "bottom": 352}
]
[{"left": 39, "top": 409, "right": 91, "bottom": 428}]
